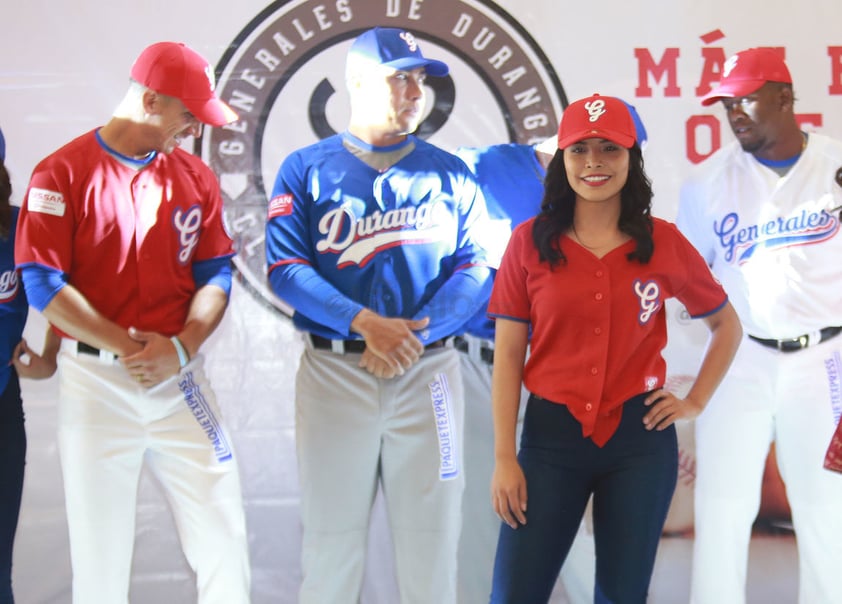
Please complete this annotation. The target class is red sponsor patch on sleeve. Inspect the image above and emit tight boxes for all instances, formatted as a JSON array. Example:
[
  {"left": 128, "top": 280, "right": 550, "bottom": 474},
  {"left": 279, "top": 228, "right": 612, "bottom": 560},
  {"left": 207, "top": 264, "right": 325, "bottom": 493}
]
[{"left": 268, "top": 193, "right": 294, "bottom": 218}]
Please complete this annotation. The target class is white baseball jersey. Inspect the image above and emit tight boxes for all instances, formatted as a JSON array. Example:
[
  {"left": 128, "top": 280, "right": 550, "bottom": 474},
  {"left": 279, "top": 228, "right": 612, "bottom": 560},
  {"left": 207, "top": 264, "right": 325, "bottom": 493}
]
[{"left": 677, "top": 134, "right": 842, "bottom": 339}]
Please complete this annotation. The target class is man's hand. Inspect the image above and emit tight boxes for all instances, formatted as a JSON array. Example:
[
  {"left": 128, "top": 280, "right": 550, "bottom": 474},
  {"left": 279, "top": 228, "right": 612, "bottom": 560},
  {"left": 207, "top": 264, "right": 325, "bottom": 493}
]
[
  {"left": 120, "top": 327, "right": 182, "bottom": 388},
  {"left": 358, "top": 348, "right": 400, "bottom": 379},
  {"left": 351, "top": 310, "right": 429, "bottom": 374}
]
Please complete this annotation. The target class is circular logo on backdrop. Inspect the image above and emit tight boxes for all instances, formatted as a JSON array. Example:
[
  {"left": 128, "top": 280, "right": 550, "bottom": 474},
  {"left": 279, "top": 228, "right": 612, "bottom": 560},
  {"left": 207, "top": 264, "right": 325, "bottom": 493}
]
[{"left": 198, "top": 0, "right": 567, "bottom": 315}]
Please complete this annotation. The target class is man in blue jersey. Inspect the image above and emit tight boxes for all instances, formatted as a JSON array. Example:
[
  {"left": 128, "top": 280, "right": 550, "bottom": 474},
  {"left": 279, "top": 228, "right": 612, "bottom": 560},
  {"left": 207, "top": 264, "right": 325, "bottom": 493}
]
[
  {"left": 265, "top": 27, "right": 493, "bottom": 604},
  {"left": 453, "top": 102, "right": 648, "bottom": 603}
]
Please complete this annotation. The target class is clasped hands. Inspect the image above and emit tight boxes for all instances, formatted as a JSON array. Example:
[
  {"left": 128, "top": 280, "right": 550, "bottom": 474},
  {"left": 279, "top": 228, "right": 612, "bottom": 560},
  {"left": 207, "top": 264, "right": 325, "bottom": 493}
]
[{"left": 354, "top": 314, "right": 430, "bottom": 379}]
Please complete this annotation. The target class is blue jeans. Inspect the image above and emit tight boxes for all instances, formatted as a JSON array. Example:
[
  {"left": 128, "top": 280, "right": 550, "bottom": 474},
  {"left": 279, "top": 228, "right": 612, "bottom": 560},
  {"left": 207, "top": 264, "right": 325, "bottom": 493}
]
[
  {"left": 490, "top": 393, "right": 677, "bottom": 604},
  {"left": 0, "top": 371, "right": 25, "bottom": 604}
]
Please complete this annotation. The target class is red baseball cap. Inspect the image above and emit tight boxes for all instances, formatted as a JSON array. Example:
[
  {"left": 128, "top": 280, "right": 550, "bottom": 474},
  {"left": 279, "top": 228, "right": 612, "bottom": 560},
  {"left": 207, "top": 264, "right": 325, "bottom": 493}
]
[
  {"left": 557, "top": 94, "right": 636, "bottom": 150},
  {"left": 130, "top": 41, "right": 238, "bottom": 127},
  {"left": 701, "top": 48, "right": 792, "bottom": 106}
]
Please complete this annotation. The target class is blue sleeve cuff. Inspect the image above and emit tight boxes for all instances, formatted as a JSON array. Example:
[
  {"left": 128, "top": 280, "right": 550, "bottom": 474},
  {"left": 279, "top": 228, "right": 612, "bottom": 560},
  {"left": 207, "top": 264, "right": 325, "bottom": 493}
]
[
  {"left": 192, "top": 256, "right": 233, "bottom": 296},
  {"left": 20, "top": 264, "right": 67, "bottom": 312}
]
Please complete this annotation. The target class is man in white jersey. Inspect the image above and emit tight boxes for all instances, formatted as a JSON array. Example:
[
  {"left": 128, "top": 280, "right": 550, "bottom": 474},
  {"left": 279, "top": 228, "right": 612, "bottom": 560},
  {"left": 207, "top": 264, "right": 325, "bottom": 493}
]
[{"left": 677, "top": 47, "right": 842, "bottom": 604}]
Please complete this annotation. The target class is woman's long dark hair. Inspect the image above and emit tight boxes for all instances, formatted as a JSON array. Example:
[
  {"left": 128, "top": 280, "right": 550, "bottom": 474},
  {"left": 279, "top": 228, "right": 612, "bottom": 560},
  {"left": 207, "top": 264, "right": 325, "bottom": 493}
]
[
  {"left": 0, "top": 161, "right": 11, "bottom": 240},
  {"left": 531, "top": 143, "right": 654, "bottom": 267}
]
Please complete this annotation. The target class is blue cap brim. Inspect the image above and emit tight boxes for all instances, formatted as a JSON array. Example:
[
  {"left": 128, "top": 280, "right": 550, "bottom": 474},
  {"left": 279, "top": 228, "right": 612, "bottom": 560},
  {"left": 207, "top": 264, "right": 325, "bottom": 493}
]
[{"left": 383, "top": 57, "right": 449, "bottom": 77}]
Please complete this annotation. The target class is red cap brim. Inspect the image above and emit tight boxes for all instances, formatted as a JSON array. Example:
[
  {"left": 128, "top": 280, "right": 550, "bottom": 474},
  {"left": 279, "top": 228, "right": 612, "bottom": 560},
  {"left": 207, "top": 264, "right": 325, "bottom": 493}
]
[
  {"left": 183, "top": 96, "right": 239, "bottom": 127},
  {"left": 700, "top": 78, "right": 766, "bottom": 106},
  {"left": 557, "top": 128, "right": 635, "bottom": 150}
]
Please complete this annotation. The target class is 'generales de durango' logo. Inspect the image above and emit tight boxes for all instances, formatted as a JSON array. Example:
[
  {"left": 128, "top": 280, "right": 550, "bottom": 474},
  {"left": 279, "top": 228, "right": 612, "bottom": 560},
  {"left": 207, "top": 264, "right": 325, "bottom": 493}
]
[{"left": 198, "top": 0, "right": 567, "bottom": 315}]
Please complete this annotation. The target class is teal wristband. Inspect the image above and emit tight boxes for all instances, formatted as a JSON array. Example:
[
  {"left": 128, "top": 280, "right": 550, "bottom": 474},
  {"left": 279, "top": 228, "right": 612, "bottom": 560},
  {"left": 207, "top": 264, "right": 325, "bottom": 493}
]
[{"left": 170, "top": 336, "right": 190, "bottom": 369}]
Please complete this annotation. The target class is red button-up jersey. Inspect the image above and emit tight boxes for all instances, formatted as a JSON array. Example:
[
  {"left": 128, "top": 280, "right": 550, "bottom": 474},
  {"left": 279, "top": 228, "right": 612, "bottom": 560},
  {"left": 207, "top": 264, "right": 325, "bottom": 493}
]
[
  {"left": 16, "top": 130, "right": 234, "bottom": 336},
  {"left": 488, "top": 217, "right": 727, "bottom": 446}
]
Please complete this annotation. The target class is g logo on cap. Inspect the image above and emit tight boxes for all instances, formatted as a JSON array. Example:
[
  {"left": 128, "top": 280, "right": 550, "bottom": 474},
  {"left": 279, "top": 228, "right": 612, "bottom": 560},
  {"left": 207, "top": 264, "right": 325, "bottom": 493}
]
[{"left": 585, "top": 99, "right": 607, "bottom": 122}]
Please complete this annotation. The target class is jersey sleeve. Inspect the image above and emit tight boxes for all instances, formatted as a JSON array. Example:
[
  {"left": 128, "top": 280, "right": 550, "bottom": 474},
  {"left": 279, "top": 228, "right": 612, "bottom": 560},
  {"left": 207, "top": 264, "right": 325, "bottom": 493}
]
[
  {"left": 192, "top": 256, "right": 232, "bottom": 295},
  {"left": 20, "top": 264, "right": 66, "bottom": 312},
  {"left": 265, "top": 151, "right": 364, "bottom": 335},
  {"left": 664, "top": 221, "right": 728, "bottom": 318},
  {"left": 190, "top": 161, "right": 235, "bottom": 263},
  {"left": 487, "top": 222, "right": 532, "bottom": 323},
  {"left": 15, "top": 157, "right": 76, "bottom": 274}
]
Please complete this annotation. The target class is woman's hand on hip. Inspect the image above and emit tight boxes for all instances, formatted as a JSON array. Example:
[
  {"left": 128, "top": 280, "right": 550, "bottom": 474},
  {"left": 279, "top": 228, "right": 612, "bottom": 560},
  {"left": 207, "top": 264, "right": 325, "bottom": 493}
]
[{"left": 643, "top": 388, "right": 704, "bottom": 431}]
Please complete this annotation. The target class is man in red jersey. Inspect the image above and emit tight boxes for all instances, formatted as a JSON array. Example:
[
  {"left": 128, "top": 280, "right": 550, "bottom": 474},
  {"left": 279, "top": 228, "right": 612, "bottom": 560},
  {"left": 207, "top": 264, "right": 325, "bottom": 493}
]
[{"left": 15, "top": 42, "right": 250, "bottom": 604}]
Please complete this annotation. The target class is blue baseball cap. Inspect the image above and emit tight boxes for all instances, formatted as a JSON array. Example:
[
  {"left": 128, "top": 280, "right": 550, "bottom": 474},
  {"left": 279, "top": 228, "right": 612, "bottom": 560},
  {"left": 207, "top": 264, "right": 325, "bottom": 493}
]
[
  {"left": 0, "top": 126, "right": 5, "bottom": 162},
  {"left": 349, "top": 27, "right": 449, "bottom": 77},
  {"left": 622, "top": 101, "right": 648, "bottom": 148}
]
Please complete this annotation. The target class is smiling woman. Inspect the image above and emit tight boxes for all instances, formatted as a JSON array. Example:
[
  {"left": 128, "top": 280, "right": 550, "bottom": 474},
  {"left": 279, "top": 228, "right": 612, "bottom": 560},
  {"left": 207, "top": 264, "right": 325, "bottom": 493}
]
[
  {"left": 563, "top": 138, "right": 630, "bottom": 230},
  {"left": 486, "top": 93, "right": 743, "bottom": 604}
]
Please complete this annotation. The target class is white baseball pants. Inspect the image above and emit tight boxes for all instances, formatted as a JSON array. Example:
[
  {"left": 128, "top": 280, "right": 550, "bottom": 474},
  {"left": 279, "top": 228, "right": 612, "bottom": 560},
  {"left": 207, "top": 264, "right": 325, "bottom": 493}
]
[
  {"left": 691, "top": 336, "right": 842, "bottom": 604},
  {"left": 57, "top": 345, "right": 251, "bottom": 604}
]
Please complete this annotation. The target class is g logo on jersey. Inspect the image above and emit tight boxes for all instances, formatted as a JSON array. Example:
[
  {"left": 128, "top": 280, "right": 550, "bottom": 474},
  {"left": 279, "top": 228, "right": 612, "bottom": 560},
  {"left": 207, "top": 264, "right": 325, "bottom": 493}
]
[
  {"left": 197, "top": 0, "right": 567, "bottom": 316},
  {"left": 634, "top": 278, "right": 661, "bottom": 325},
  {"left": 172, "top": 205, "right": 203, "bottom": 265}
]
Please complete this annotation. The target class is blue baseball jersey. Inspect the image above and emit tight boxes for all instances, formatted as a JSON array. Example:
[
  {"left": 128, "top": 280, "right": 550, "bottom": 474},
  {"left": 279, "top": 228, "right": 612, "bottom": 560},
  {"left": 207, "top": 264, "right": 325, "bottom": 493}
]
[
  {"left": 453, "top": 143, "right": 546, "bottom": 340},
  {"left": 265, "top": 132, "right": 492, "bottom": 343},
  {"left": 0, "top": 206, "right": 28, "bottom": 393}
]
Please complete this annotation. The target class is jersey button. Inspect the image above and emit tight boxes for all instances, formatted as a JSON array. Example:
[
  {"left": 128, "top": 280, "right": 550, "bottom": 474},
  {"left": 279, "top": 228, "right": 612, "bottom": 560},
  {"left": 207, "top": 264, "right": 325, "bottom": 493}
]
[
  {"left": 595, "top": 270, "right": 604, "bottom": 278},
  {"left": 594, "top": 327, "right": 602, "bottom": 335},
  {"left": 594, "top": 292, "right": 604, "bottom": 301},
  {"left": 585, "top": 403, "right": 593, "bottom": 411},
  {"left": 590, "top": 367, "right": 598, "bottom": 375}
]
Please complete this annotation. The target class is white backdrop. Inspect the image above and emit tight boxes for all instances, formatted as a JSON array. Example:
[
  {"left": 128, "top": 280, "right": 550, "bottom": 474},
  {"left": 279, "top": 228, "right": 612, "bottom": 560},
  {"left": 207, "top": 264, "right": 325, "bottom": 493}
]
[{"left": 2, "top": 0, "right": 841, "bottom": 602}]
